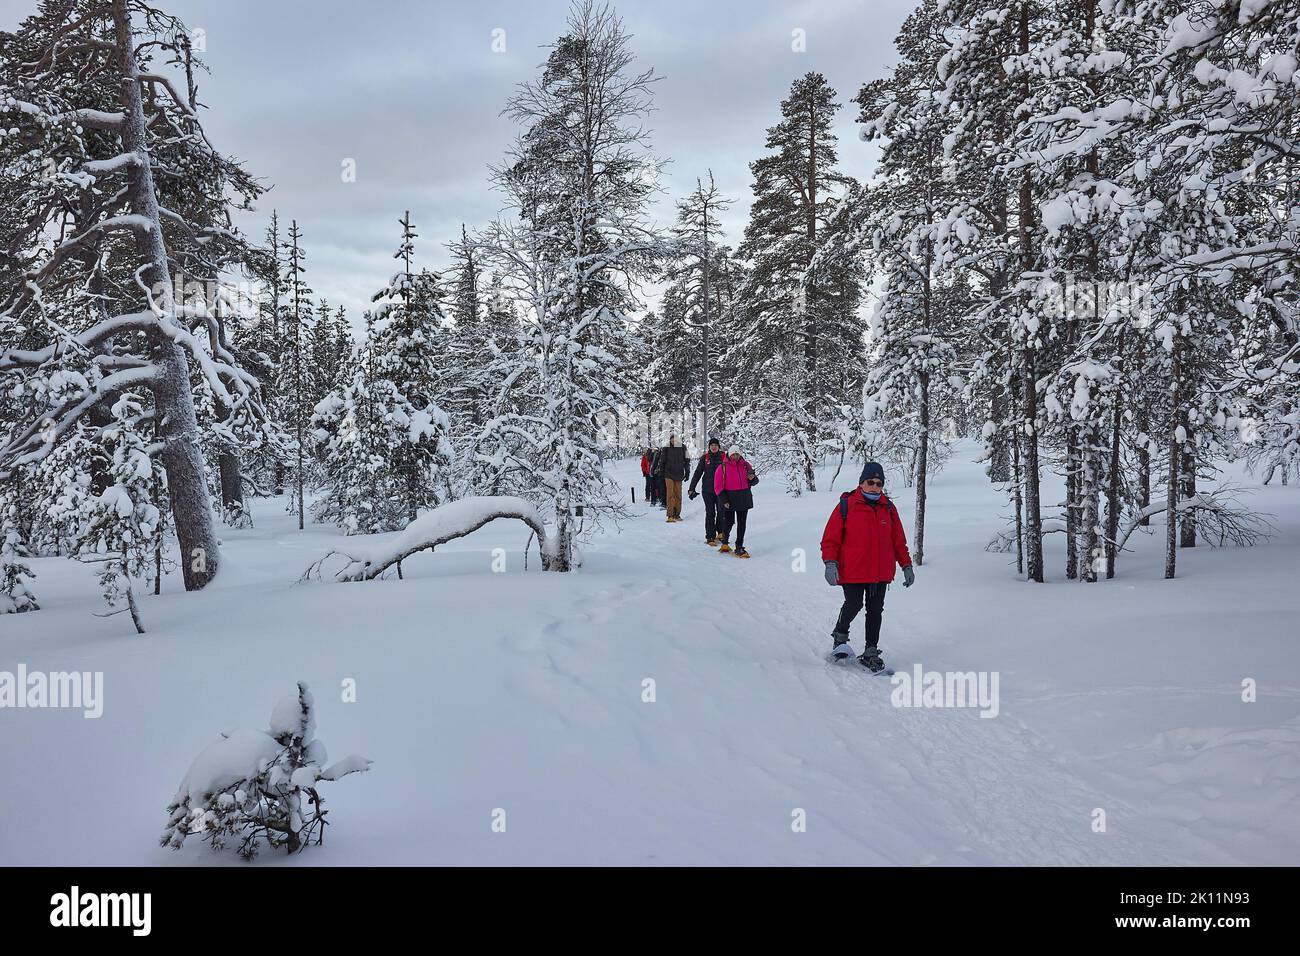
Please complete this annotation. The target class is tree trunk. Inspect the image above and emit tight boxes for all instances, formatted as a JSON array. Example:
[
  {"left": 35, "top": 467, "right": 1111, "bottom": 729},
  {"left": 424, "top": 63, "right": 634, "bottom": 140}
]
[
  {"left": 218, "top": 451, "right": 242, "bottom": 514},
  {"left": 1165, "top": 337, "right": 1180, "bottom": 579},
  {"left": 915, "top": 370, "right": 929, "bottom": 566},
  {"left": 1081, "top": 424, "right": 1099, "bottom": 583},
  {"left": 1065, "top": 427, "right": 1079, "bottom": 580},
  {"left": 1011, "top": 370, "right": 1025, "bottom": 577},
  {"left": 1018, "top": 1, "right": 1043, "bottom": 583},
  {"left": 1105, "top": 365, "right": 1123, "bottom": 579},
  {"left": 112, "top": 0, "right": 219, "bottom": 590},
  {"left": 989, "top": 388, "right": 1010, "bottom": 482},
  {"left": 1179, "top": 415, "right": 1197, "bottom": 548}
]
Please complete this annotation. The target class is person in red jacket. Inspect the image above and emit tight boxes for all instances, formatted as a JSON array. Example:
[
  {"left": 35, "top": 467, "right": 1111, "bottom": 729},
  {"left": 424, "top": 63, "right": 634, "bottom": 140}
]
[{"left": 820, "top": 461, "right": 914, "bottom": 672}]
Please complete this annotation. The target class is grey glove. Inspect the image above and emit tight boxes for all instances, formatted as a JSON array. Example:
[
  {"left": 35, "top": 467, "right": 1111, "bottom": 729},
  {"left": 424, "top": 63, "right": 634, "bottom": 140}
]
[
  {"left": 902, "top": 565, "right": 915, "bottom": 588},
  {"left": 824, "top": 561, "right": 839, "bottom": 587}
]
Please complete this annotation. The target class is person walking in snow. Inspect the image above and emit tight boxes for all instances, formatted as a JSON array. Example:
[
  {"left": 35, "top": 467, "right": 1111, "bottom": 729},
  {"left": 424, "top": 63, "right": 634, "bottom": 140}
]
[
  {"left": 688, "top": 437, "right": 726, "bottom": 546},
  {"left": 658, "top": 434, "right": 689, "bottom": 522},
  {"left": 713, "top": 445, "right": 756, "bottom": 557},
  {"left": 641, "top": 446, "right": 658, "bottom": 506},
  {"left": 649, "top": 446, "right": 667, "bottom": 510},
  {"left": 821, "top": 461, "right": 914, "bottom": 673}
]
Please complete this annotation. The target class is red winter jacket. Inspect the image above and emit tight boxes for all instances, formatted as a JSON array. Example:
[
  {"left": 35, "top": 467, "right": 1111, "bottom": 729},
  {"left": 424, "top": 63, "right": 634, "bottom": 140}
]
[
  {"left": 820, "top": 491, "right": 912, "bottom": 584},
  {"left": 640, "top": 453, "right": 652, "bottom": 476}
]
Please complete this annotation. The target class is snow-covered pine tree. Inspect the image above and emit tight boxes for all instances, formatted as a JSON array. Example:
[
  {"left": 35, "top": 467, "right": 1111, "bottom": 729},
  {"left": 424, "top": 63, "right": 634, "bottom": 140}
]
[
  {"left": 936, "top": 0, "right": 1060, "bottom": 581},
  {"left": 0, "top": 0, "right": 271, "bottom": 590},
  {"left": 734, "top": 71, "right": 861, "bottom": 493},
  {"left": 671, "top": 172, "right": 732, "bottom": 439},
  {"left": 851, "top": 0, "right": 970, "bottom": 563},
  {"left": 477, "top": 0, "right": 665, "bottom": 570}
]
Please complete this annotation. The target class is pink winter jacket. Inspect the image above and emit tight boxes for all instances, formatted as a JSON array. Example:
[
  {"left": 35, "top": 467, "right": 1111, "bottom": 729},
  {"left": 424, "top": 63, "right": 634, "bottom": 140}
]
[{"left": 713, "top": 456, "right": 754, "bottom": 494}]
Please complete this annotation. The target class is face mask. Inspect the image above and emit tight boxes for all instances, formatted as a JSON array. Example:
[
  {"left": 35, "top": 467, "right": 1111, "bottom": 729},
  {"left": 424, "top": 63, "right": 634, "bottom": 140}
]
[{"left": 863, "top": 490, "right": 881, "bottom": 502}]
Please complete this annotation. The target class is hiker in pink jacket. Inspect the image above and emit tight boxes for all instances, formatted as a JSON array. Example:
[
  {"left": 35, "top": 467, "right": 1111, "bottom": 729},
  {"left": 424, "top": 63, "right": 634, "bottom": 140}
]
[{"left": 713, "top": 445, "right": 757, "bottom": 557}]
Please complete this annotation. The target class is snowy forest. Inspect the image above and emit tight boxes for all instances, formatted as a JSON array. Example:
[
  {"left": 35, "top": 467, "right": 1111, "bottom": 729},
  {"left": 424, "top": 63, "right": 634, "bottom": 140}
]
[{"left": 0, "top": 0, "right": 1297, "bottom": 872}]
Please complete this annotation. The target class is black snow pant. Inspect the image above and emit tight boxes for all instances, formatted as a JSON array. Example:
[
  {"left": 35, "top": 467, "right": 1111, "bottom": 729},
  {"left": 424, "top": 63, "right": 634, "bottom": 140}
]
[
  {"left": 834, "top": 582, "right": 887, "bottom": 651},
  {"left": 702, "top": 492, "right": 719, "bottom": 541},
  {"left": 644, "top": 474, "right": 655, "bottom": 504},
  {"left": 719, "top": 506, "right": 747, "bottom": 548},
  {"left": 655, "top": 475, "right": 667, "bottom": 507}
]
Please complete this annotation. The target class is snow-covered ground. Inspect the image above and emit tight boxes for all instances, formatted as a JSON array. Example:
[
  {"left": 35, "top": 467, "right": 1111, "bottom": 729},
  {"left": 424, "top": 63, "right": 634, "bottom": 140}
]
[{"left": 3, "top": 441, "right": 1298, "bottom": 865}]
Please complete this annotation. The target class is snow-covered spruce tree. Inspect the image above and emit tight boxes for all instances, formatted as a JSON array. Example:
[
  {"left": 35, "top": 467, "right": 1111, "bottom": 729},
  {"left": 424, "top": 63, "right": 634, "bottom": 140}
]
[
  {"left": 442, "top": 226, "right": 489, "bottom": 452},
  {"left": 0, "top": 0, "right": 271, "bottom": 591},
  {"left": 645, "top": 276, "right": 703, "bottom": 415},
  {"left": 311, "top": 348, "right": 453, "bottom": 536},
  {"left": 734, "top": 71, "right": 862, "bottom": 493},
  {"left": 310, "top": 299, "right": 352, "bottom": 402},
  {"left": 0, "top": 499, "right": 38, "bottom": 614},
  {"left": 476, "top": 0, "right": 665, "bottom": 570},
  {"left": 368, "top": 212, "right": 456, "bottom": 522},
  {"left": 279, "top": 220, "right": 315, "bottom": 530},
  {"left": 240, "top": 210, "right": 289, "bottom": 497},
  {"left": 161, "top": 682, "right": 372, "bottom": 861}
]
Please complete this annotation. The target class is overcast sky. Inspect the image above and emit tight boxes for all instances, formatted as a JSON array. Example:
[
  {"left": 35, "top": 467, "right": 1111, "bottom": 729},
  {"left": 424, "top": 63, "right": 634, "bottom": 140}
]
[{"left": 2, "top": 0, "right": 914, "bottom": 320}]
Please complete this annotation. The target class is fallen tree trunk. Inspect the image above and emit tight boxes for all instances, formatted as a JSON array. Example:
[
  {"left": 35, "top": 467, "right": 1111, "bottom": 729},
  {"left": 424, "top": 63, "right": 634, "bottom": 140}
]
[{"left": 302, "top": 496, "right": 556, "bottom": 582}]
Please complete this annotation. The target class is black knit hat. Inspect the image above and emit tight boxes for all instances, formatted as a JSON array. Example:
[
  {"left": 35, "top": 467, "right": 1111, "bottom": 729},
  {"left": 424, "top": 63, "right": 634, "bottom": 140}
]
[
  {"left": 708, "top": 437, "right": 720, "bottom": 448},
  {"left": 859, "top": 461, "right": 885, "bottom": 484}
]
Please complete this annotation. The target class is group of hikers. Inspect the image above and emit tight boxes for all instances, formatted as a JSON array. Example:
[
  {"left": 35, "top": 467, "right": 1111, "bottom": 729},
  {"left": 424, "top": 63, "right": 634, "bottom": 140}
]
[
  {"left": 640, "top": 436, "right": 755, "bottom": 557},
  {"left": 638, "top": 439, "right": 915, "bottom": 673}
]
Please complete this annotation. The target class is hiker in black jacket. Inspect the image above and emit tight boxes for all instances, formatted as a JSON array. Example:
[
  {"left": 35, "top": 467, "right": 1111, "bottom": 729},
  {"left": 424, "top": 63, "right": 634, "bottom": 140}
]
[
  {"left": 688, "top": 437, "right": 726, "bottom": 546},
  {"left": 657, "top": 434, "right": 688, "bottom": 521}
]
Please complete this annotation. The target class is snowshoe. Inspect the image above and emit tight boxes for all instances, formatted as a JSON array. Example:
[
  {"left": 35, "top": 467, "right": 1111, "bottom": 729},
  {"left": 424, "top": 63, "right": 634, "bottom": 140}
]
[
  {"left": 717, "top": 542, "right": 731, "bottom": 553},
  {"left": 858, "top": 650, "right": 893, "bottom": 676},
  {"left": 707, "top": 537, "right": 719, "bottom": 547},
  {"left": 733, "top": 547, "right": 750, "bottom": 558},
  {"left": 830, "top": 633, "right": 853, "bottom": 661}
]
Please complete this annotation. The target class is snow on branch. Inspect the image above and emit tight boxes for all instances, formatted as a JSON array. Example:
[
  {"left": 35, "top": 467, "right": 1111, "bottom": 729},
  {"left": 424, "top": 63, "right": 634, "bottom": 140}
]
[
  {"left": 987, "top": 489, "right": 1273, "bottom": 559},
  {"left": 1114, "top": 488, "right": 1273, "bottom": 553},
  {"left": 302, "top": 496, "right": 557, "bottom": 582}
]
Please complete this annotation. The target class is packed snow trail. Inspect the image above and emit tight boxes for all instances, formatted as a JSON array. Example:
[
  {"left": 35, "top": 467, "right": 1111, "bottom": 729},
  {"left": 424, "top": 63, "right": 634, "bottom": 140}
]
[
  {"left": 612, "top": 487, "right": 1151, "bottom": 865},
  {"left": 2, "top": 443, "right": 1297, "bottom": 864}
]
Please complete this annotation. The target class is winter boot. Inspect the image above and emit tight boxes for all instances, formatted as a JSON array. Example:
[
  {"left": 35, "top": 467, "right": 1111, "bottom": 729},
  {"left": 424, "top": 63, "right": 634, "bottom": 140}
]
[
  {"left": 830, "top": 631, "right": 853, "bottom": 660},
  {"left": 859, "top": 647, "right": 887, "bottom": 674},
  {"left": 707, "top": 535, "right": 719, "bottom": 546},
  {"left": 718, "top": 541, "right": 731, "bottom": 553},
  {"left": 733, "top": 546, "right": 749, "bottom": 558}
]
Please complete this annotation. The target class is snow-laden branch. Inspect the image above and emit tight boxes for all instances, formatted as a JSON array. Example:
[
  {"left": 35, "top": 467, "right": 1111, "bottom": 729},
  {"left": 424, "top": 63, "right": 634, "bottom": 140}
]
[
  {"left": 986, "top": 488, "right": 1273, "bottom": 561},
  {"left": 0, "top": 310, "right": 157, "bottom": 370},
  {"left": 301, "top": 496, "right": 557, "bottom": 582}
]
